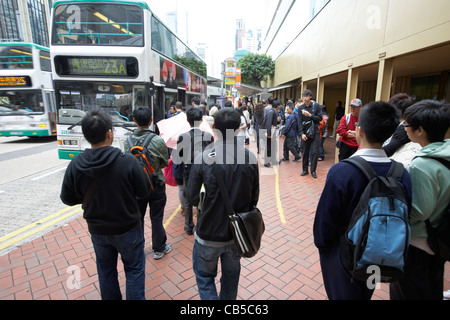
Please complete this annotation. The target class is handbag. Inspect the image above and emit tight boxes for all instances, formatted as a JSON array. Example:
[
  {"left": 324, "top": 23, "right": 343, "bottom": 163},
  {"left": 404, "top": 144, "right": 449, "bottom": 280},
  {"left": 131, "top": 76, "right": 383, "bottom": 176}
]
[
  {"left": 301, "top": 103, "right": 316, "bottom": 139},
  {"left": 163, "top": 157, "right": 177, "bottom": 187},
  {"left": 212, "top": 164, "right": 265, "bottom": 258},
  {"left": 302, "top": 120, "right": 315, "bottom": 139}
]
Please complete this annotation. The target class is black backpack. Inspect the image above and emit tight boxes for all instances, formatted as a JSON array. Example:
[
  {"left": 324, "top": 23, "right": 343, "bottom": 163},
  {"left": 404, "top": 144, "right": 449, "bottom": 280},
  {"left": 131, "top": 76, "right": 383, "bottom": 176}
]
[
  {"left": 425, "top": 158, "right": 450, "bottom": 261},
  {"left": 340, "top": 156, "right": 410, "bottom": 283},
  {"left": 126, "top": 133, "right": 157, "bottom": 192}
]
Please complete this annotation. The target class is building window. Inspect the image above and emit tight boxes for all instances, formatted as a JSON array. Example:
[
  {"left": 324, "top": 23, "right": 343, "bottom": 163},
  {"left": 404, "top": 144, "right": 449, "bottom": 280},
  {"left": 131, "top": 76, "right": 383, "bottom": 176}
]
[
  {"left": 0, "top": 0, "right": 23, "bottom": 42},
  {"left": 27, "top": 0, "right": 49, "bottom": 47}
]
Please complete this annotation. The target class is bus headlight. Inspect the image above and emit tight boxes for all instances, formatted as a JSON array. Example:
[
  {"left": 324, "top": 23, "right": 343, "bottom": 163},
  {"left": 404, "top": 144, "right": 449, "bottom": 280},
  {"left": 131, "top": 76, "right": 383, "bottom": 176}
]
[{"left": 62, "top": 140, "right": 78, "bottom": 146}]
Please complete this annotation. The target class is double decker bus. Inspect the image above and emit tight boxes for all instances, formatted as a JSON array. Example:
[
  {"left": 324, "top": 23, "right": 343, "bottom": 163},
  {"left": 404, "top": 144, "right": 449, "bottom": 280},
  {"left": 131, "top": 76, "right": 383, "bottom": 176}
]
[
  {"left": 0, "top": 43, "right": 57, "bottom": 138},
  {"left": 50, "top": 0, "right": 207, "bottom": 159}
]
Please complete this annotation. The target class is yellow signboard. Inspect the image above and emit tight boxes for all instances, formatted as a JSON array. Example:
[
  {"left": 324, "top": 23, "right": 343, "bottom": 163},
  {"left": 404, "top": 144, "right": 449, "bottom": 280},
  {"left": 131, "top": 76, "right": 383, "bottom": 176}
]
[
  {"left": 225, "top": 77, "right": 236, "bottom": 85},
  {"left": 0, "top": 76, "right": 31, "bottom": 87}
]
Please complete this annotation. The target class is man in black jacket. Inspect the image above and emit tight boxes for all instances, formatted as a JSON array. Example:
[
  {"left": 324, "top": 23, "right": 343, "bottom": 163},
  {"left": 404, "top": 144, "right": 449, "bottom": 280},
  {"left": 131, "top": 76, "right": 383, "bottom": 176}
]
[
  {"left": 172, "top": 108, "right": 214, "bottom": 235},
  {"left": 60, "top": 109, "right": 150, "bottom": 300},
  {"left": 187, "top": 108, "right": 259, "bottom": 300},
  {"left": 263, "top": 99, "right": 281, "bottom": 168},
  {"left": 297, "top": 90, "right": 323, "bottom": 178}
]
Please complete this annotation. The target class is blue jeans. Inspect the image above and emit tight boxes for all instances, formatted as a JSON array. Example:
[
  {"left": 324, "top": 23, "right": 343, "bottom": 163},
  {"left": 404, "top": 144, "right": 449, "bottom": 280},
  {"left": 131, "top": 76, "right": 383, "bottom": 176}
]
[
  {"left": 192, "top": 239, "right": 241, "bottom": 300},
  {"left": 91, "top": 227, "right": 146, "bottom": 300}
]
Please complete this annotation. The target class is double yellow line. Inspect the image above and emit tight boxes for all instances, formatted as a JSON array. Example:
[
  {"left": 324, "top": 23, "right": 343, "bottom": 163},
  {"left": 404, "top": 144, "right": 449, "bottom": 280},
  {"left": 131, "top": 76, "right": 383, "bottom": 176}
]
[{"left": 0, "top": 205, "right": 82, "bottom": 251}]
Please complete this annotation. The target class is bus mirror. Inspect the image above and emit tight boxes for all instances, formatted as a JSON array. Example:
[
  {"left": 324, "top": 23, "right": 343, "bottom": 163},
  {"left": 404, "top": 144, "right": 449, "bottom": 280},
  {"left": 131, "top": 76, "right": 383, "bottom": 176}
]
[{"left": 149, "top": 82, "right": 155, "bottom": 96}]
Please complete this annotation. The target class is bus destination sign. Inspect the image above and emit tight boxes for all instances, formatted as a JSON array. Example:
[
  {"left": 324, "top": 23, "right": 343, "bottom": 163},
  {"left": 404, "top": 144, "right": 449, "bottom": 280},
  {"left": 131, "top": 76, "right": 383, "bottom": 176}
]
[
  {"left": 55, "top": 56, "right": 139, "bottom": 78},
  {"left": 68, "top": 58, "right": 128, "bottom": 76},
  {"left": 0, "top": 76, "right": 32, "bottom": 87}
]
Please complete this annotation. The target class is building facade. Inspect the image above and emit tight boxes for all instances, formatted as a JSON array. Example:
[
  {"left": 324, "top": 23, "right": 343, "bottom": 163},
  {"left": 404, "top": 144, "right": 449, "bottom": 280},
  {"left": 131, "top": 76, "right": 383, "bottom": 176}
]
[
  {"left": 0, "top": 0, "right": 52, "bottom": 47},
  {"left": 263, "top": 0, "right": 450, "bottom": 128}
]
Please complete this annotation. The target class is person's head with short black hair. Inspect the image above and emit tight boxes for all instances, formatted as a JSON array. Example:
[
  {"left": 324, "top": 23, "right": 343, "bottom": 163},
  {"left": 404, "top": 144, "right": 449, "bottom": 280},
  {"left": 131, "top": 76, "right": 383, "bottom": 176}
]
[
  {"left": 191, "top": 96, "right": 200, "bottom": 106},
  {"left": 404, "top": 100, "right": 449, "bottom": 143},
  {"left": 302, "top": 89, "right": 313, "bottom": 98},
  {"left": 81, "top": 109, "right": 113, "bottom": 145},
  {"left": 267, "top": 96, "right": 274, "bottom": 105},
  {"left": 358, "top": 101, "right": 400, "bottom": 145},
  {"left": 186, "top": 107, "right": 203, "bottom": 127},
  {"left": 389, "top": 93, "right": 414, "bottom": 118},
  {"left": 133, "top": 106, "right": 152, "bottom": 127},
  {"left": 224, "top": 101, "right": 233, "bottom": 108},
  {"left": 213, "top": 108, "right": 240, "bottom": 139},
  {"left": 286, "top": 102, "right": 294, "bottom": 113},
  {"left": 272, "top": 99, "right": 281, "bottom": 110}
]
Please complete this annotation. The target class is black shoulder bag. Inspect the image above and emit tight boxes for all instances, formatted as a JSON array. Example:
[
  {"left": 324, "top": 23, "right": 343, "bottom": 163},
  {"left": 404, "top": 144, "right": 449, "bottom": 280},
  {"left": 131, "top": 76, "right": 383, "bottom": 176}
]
[
  {"left": 212, "top": 164, "right": 265, "bottom": 258},
  {"left": 301, "top": 103, "right": 316, "bottom": 139}
]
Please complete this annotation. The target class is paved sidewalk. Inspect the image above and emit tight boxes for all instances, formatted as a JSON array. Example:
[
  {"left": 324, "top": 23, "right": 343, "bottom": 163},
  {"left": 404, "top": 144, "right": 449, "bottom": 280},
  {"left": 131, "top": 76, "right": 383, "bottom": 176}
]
[{"left": 0, "top": 137, "right": 448, "bottom": 300}]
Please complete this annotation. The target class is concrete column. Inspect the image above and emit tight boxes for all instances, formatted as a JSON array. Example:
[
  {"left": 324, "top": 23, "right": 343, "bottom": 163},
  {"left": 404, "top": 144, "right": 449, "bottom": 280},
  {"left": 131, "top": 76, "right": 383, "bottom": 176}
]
[
  {"left": 317, "top": 77, "right": 325, "bottom": 105},
  {"left": 376, "top": 58, "right": 394, "bottom": 101},
  {"left": 336, "top": 68, "right": 359, "bottom": 163},
  {"left": 345, "top": 68, "right": 359, "bottom": 113}
]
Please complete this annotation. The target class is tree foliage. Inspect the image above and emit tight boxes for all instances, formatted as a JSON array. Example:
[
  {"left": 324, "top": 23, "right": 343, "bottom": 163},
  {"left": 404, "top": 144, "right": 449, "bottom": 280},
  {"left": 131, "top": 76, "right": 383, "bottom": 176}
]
[{"left": 237, "top": 53, "right": 275, "bottom": 87}]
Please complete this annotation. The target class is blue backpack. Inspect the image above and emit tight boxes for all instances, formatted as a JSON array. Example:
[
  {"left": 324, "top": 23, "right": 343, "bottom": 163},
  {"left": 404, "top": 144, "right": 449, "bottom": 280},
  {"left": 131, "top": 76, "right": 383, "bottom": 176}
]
[{"left": 340, "top": 156, "right": 410, "bottom": 283}]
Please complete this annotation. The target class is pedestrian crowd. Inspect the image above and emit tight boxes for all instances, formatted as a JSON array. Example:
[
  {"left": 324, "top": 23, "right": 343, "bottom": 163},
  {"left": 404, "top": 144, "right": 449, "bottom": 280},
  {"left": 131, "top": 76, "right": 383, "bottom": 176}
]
[{"left": 60, "top": 92, "right": 449, "bottom": 300}]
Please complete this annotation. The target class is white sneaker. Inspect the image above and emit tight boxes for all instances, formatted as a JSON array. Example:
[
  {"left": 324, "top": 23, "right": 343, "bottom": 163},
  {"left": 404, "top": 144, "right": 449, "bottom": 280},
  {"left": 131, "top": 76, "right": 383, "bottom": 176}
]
[
  {"left": 154, "top": 243, "right": 172, "bottom": 260},
  {"left": 444, "top": 290, "right": 450, "bottom": 300}
]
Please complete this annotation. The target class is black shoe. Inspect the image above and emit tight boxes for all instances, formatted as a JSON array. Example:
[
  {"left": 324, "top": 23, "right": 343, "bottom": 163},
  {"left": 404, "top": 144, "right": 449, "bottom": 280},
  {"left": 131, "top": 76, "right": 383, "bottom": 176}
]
[
  {"left": 264, "top": 163, "right": 272, "bottom": 168},
  {"left": 293, "top": 158, "right": 301, "bottom": 162},
  {"left": 280, "top": 158, "right": 289, "bottom": 162},
  {"left": 300, "top": 170, "right": 309, "bottom": 176},
  {"left": 311, "top": 172, "right": 317, "bottom": 178},
  {"left": 184, "top": 227, "right": 194, "bottom": 235}
]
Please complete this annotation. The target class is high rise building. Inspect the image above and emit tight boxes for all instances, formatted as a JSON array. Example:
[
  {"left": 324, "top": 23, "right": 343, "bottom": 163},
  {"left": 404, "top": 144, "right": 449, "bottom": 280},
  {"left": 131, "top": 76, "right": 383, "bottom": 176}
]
[{"left": 235, "top": 19, "right": 245, "bottom": 50}]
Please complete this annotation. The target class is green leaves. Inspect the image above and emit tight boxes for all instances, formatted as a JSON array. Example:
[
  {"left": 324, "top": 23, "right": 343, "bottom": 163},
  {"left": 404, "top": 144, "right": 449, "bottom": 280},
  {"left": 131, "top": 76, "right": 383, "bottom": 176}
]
[{"left": 237, "top": 53, "right": 275, "bottom": 87}]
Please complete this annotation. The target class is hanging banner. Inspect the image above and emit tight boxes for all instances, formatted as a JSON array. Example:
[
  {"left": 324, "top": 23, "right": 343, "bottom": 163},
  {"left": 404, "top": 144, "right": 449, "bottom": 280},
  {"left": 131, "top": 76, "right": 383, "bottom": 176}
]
[
  {"left": 224, "top": 58, "right": 237, "bottom": 77},
  {"left": 235, "top": 68, "right": 241, "bottom": 88}
]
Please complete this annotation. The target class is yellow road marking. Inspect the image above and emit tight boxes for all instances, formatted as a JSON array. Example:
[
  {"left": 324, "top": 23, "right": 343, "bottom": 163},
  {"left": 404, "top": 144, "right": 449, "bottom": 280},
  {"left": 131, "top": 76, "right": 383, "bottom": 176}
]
[
  {"left": 164, "top": 205, "right": 181, "bottom": 229},
  {"left": 0, "top": 205, "right": 82, "bottom": 251},
  {"left": 273, "top": 165, "right": 286, "bottom": 224}
]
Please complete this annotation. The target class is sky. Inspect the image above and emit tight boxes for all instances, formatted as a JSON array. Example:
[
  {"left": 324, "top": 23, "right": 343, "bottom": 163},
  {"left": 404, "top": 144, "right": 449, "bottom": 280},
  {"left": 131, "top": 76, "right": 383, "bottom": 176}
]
[{"left": 145, "top": 0, "right": 272, "bottom": 77}]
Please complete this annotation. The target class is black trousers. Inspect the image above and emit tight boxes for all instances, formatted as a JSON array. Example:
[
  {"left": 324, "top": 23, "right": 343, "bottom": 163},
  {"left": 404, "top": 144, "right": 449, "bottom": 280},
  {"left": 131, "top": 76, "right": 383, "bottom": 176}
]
[
  {"left": 302, "top": 133, "right": 320, "bottom": 172},
  {"left": 138, "top": 183, "right": 167, "bottom": 252},
  {"left": 338, "top": 142, "right": 358, "bottom": 162},
  {"left": 283, "top": 136, "right": 301, "bottom": 160},
  {"left": 390, "top": 245, "right": 446, "bottom": 300}
]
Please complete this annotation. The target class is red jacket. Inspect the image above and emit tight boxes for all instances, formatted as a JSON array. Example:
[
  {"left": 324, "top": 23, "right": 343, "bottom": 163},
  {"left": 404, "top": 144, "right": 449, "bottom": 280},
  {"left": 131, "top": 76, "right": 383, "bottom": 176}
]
[{"left": 336, "top": 114, "right": 359, "bottom": 148}]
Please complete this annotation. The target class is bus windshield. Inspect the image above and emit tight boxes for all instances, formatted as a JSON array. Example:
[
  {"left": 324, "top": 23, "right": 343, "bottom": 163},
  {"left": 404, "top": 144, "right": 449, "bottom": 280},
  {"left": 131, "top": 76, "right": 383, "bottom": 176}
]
[
  {"left": 55, "top": 81, "right": 144, "bottom": 126},
  {"left": 0, "top": 46, "right": 33, "bottom": 69},
  {"left": 0, "top": 90, "right": 44, "bottom": 115},
  {"left": 52, "top": 3, "right": 143, "bottom": 46}
]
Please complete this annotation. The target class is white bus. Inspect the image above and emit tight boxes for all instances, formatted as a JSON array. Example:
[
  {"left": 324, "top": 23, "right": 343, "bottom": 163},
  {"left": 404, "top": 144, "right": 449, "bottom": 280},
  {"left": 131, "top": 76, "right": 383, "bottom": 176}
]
[
  {"left": 0, "top": 43, "right": 57, "bottom": 138},
  {"left": 50, "top": 0, "right": 207, "bottom": 159}
]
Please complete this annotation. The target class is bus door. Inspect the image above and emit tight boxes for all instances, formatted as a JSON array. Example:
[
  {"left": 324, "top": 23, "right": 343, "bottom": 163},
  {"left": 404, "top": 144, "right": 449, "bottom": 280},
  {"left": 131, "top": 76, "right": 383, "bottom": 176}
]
[
  {"left": 164, "top": 88, "right": 177, "bottom": 118},
  {"left": 152, "top": 85, "right": 164, "bottom": 134},
  {"left": 133, "top": 85, "right": 146, "bottom": 110},
  {"left": 178, "top": 89, "right": 186, "bottom": 108},
  {"left": 43, "top": 90, "right": 57, "bottom": 135}
]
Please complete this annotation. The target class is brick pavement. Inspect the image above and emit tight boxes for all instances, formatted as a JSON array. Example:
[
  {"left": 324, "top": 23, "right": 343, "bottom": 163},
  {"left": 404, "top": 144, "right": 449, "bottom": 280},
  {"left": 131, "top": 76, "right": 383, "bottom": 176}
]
[{"left": 0, "top": 137, "right": 449, "bottom": 300}]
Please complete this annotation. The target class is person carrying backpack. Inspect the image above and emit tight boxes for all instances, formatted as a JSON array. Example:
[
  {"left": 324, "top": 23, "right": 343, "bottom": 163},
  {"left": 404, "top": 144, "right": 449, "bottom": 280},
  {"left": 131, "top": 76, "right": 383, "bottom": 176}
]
[
  {"left": 313, "top": 101, "right": 412, "bottom": 300},
  {"left": 390, "top": 100, "right": 450, "bottom": 300},
  {"left": 124, "top": 106, "right": 172, "bottom": 260}
]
